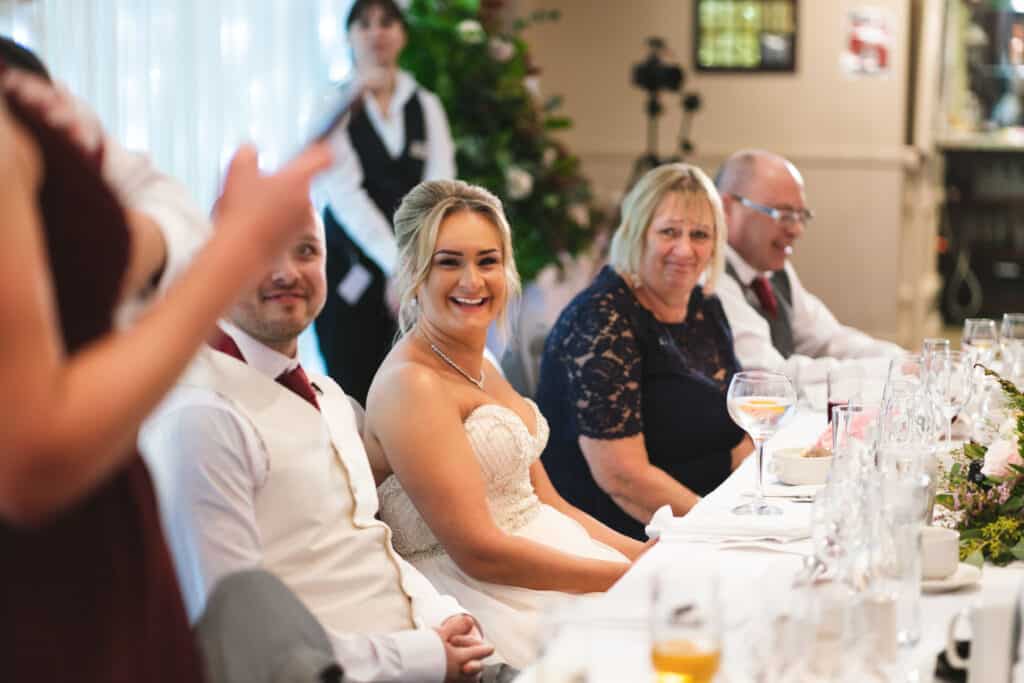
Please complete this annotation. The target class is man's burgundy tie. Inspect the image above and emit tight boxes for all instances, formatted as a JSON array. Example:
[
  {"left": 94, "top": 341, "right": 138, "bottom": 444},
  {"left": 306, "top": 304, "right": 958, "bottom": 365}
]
[
  {"left": 276, "top": 365, "right": 320, "bottom": 411},
  {"left": 750, "top": 275, "right": 779, "bottom": 320},
  {"left": 209, "top": 329, "right": 320, "bottom": 411}
]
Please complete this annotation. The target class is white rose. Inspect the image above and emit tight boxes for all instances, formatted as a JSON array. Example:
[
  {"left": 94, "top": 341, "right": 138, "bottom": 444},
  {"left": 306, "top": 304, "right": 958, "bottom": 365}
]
[
  {"left": 456, "top": 19, "right": 486, "bottom": 45},
  {"left": 982, "top": 435, "right": 1023, "bottom": 478},
  {"left": 505, "top": 166, "right": 534, "bottom": 200},
  {"left": 524, "top": 75, "right": 542, "bottom": 101},
  {"left": 488, "top": 37, "right": 515, "bottom": 62},
  {"left": 567, "top": 203, "right": 590, "bottom": 228}
]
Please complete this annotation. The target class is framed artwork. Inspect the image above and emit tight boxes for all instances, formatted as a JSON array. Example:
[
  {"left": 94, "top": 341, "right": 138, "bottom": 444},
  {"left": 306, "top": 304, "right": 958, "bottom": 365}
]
[{"left": 694, "top": 0, "right": 798, "bottom": 72}]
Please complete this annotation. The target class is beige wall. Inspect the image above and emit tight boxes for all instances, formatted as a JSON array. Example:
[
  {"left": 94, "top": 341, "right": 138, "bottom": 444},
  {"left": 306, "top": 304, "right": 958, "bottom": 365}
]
[{"left": 518, "top": 0, "right": 934, "bottom": 343}]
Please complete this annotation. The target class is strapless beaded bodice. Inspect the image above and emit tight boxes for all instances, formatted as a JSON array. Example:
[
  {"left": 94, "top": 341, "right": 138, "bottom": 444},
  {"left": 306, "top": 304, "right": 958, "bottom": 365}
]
[{"left": 378, "top": 399, "right": 550, "bottom": 560}]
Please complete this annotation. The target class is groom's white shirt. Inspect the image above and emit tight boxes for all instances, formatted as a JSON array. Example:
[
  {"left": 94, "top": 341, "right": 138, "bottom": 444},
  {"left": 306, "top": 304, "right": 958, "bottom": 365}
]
[{"left": 141, "top": 322, "right": 465, "bottom": 683}]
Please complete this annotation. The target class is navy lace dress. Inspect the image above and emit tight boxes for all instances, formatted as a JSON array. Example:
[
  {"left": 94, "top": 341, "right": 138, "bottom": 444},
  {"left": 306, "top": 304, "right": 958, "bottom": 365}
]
[{"left": 537, "top": 266, "right": 745, "bottom": 539}]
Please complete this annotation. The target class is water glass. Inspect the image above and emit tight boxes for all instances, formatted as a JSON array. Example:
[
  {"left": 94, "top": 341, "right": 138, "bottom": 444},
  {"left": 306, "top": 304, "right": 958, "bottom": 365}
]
[
  {"left": 876, "top": 380, "right": 921, "bottom": 473},
  {"left": 1002, "top": 313, "right": 1024, "bottom": 382},
  {"left": 921, "top": 337, "right": 951, "bottom": 358},
  {"left": 886, "top": 353, "right": 923, "bottom": 388},
  {"left": 536, "top": 596, "right": 649, "bottom": 682},
  {"left": 870, "top": 472, "right": 932, "bottom": 648},
  {"left": 926, "top": 350, "right": 973, "bottom": 444}
]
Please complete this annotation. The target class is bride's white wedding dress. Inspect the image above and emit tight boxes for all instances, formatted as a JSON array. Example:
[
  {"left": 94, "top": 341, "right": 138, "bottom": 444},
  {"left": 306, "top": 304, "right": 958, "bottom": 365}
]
[{"left": 377, "top": 399, "right": 628, "bottom": 667}]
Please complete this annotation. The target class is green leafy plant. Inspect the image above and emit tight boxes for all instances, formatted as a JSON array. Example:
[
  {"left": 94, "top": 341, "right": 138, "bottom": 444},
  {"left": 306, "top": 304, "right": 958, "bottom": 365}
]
[
  {"left": 401, "top": 0, "right": 601, "bottom": 282},
  {"left": 936, "top": 369, "right": 1024, "bottom": 566}
]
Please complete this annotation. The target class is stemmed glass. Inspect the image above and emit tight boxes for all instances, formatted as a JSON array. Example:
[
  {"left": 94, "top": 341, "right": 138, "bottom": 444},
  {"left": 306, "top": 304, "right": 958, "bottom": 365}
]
[
  {"left": 1002, "top": 313, "right": 1024, "bottom": 383},
  {"left": 926, "top": 350, "right": 974, "bottom": 445},
  {"left": 921, "top": 337, "right": 950, "bottom": 358},
  {"left": 964, "top": 318, "right": 1000, "bottom": 441},
  {"left": 726, "top": 371, "right": 796, "bottom": 516},
  {"left": 961, "top": 318, "right": 999, "bottom": 367}
]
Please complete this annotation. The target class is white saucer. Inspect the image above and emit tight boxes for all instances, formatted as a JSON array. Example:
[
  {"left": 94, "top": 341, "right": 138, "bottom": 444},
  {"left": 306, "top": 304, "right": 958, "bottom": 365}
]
[{"left": 922, "top": 562, "right": 982, "bottom": 593}]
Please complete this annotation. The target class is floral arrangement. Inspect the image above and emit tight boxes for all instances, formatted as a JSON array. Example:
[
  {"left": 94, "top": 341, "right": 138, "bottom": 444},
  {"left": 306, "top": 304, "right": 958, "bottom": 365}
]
[
  {"left": 400, "top": 0, "right": 602, "bottom": 282},
  {"left": 937, "top": 369, "right": 1024, "bottom": 566}
]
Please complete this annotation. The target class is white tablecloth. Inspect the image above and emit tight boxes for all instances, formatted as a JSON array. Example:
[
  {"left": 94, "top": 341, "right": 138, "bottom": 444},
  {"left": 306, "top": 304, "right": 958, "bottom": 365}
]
[{"left": 519, "top": 410, "right": 1024, "bottom": 682}]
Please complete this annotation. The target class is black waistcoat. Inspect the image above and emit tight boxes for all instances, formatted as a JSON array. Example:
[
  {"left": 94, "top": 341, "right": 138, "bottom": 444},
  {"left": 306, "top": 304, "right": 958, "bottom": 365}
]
[
  {"left": 348, "top": 91, "right": 426, "bottom": 225},
  {"left": 323, "top": 90, "right": 427, "bottom": 276}
]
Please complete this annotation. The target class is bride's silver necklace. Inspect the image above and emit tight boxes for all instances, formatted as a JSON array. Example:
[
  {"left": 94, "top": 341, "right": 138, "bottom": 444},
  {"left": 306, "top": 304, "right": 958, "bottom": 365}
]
[{"left": 427, "top": 339, "right": 485, "bottom": 390}]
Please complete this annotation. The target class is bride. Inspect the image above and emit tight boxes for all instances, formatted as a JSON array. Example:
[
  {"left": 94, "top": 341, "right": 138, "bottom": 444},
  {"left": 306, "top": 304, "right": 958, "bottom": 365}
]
[{"left": 363, "top": 180, "right": 646, "bottom": 667}]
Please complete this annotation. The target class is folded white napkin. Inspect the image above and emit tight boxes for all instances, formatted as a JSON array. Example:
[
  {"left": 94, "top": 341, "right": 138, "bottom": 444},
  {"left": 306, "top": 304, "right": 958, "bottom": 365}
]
[{"left": 645, "top": 503, "right": 810, "bottom": 543}]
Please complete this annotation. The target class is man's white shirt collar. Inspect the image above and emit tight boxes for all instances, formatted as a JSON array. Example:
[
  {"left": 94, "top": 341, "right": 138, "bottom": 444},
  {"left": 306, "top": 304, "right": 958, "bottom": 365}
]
[
  {"left": 725, "top": 244, "right": 770, "bottom": 286},
  {"left": 218, "top": 321, "right": 298, "bottom": 380}
]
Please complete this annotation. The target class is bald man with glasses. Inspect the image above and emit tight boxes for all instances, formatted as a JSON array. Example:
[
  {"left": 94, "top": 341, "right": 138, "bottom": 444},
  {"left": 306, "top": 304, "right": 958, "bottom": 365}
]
[{"left": 714, "top": 149, "right": 902, "bottom": 398}]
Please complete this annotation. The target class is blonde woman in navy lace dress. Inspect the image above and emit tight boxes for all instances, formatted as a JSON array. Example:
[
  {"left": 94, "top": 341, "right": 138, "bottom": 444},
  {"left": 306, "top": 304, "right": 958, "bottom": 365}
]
[{"left": 537, "top": 163, "right": 753, "bottom": 540}]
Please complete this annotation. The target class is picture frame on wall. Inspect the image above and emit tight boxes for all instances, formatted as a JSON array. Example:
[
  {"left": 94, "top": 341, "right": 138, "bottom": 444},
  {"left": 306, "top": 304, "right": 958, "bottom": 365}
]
[{"left": 694, "top": 0, "right": 798, "bottom": 73}]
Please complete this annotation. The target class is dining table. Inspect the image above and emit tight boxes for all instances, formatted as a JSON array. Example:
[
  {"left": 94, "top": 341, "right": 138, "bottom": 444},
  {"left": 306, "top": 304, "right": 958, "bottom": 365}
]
[{"left": 519, "top": 409, "right": 1024, "bottom": 682}]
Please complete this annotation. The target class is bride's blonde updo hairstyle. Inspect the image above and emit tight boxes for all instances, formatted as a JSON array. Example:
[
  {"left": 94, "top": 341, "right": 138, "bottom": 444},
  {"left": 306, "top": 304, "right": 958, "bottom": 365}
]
[{"left": 393, "top": 179, "right": 521, "bottom": 336}]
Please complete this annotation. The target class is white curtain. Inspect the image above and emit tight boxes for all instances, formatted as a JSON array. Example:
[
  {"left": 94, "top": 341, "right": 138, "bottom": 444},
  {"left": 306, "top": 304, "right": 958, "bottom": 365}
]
[
  {"left": 1, "top": 0, "right": 357, "bottom": 373},
  {"left": 0, "top": 0, "right": 353, "bottom": 210}
]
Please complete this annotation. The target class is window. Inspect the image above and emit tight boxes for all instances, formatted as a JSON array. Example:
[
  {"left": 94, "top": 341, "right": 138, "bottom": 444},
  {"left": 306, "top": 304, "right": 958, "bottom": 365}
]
[{"left": 695, "top": 0, "right": 798, "bottom": 72}]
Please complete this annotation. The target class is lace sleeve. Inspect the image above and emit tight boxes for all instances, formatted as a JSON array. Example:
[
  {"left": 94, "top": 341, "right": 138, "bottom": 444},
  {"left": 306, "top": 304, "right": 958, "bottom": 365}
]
[{"left": 557, "top": 292, "right": 644, "bottom": 440}]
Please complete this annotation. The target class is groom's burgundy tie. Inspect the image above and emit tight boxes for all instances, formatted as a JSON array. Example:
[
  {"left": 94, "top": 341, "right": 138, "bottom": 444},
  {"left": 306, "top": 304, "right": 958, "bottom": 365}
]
[
  {"left": 276, "top": 365, "right": 320, "bottom": 411},
  {"left": 209, "top": 329, "right": 320, "bottom": 411}
]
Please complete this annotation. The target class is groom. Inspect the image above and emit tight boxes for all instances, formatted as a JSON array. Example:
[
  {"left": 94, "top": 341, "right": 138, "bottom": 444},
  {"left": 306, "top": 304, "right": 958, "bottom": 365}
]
[{"left": 140, "top": 207, "right": 500, "bottom": 682}]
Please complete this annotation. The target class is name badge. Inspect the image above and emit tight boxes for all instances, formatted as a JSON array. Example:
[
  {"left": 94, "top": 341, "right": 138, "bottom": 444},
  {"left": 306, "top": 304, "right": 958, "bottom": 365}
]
[
  {"left": 337, "top": 263, "right": 372, "bottom": 305},
  {"left": 408, "top": 140, "right": 428, "bottom": 161}
]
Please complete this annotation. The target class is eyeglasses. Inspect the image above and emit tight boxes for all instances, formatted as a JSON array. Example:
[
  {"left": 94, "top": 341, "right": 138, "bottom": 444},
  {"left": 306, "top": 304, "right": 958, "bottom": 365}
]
[{"left": 729, "top": 193, "right": 814, "bottom": 227}]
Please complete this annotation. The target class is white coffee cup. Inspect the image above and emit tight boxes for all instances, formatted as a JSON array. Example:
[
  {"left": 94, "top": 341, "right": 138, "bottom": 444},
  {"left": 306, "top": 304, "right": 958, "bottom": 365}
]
[
  {"left": 945, "top": 601, "right": 1015, "bottom": 683},
  {"left": 921, "top": 526, "right": 959, "bottom": 580}
]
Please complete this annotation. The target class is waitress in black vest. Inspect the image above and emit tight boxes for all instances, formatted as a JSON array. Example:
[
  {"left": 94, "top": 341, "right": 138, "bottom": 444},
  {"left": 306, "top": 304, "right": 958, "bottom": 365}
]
[{"left": 315, "top": 0, "right": 455, "bottom": 405}]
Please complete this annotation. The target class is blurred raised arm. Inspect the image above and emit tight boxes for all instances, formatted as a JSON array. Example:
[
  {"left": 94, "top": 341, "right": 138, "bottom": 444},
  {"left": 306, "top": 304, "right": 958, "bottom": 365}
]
[{"left": 0, "top": 100, "right": 331, "bottom": 525}]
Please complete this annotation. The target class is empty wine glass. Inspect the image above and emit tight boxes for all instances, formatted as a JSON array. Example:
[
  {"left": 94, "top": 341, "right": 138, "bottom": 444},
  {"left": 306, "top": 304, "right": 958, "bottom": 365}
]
[
  {"left": 886, "top": 353, "right": 923, "bottom": 387},
  {"left": 726, "top": 371, "right": 796, "bottom": 516},
  {"left": 921, "top": 337, "right": 950, "bottom": 357},
  {"left": 926, "top": 350, "right": 974, "bottom": 445},
  {"left": 1002, "top": 313, "right": 1024, "bottom": 383},
  {"left": 961, "top": 318, "right": 999, "bottom": 367}
]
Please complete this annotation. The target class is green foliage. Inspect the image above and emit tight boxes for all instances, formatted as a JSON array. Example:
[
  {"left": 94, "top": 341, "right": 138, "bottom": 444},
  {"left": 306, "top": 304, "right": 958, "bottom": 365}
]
[
  {"left": 959, "top": 516, "right": 1023, "bottom": 566},
  {"left": 942, "top": 368, "right": 1024, "bottom": 566},
  {"left": 964, "top": 441, "right": 988, "bottom": 461},
  {"left": 400, "top": 0, "right": 600, "bottom": 281}
]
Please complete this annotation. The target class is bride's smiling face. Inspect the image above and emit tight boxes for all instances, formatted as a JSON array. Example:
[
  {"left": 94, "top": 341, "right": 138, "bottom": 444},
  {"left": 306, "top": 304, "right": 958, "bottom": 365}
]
[{"left": 418, "top": 210, "right": 507, "bottom": 338}]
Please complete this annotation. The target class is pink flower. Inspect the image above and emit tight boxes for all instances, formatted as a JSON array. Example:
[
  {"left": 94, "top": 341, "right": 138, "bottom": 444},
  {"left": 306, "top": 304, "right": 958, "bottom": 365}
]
[
  {"left": 981, "top": 437, "right": 1023, "bottom": 478},
  {"left": 813, "top": 409, "right": 879, "bottom": 452}
]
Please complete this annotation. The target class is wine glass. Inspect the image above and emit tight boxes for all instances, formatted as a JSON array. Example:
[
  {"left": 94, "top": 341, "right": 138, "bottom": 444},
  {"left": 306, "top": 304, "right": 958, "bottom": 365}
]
[
  {"left": 926, "top": 350, "right": 973, "bottom": 445},
  {"left": 1001, "top": 313, "right": 1024, "bottom": 383},
  {"left": 726, "top": 370, "right": 796, "bottom": 516},
  {"left": 921, "top": 337, "right": 950, "bottom": 357},
  {"left": 962, "top": 318, "right": 999, "bottom": 367},
  {"left": 886, "top": 353, "right": 923, "bottom": 385},
  {"left": 650, "top": 566, "right": 720, "bottom": 683}
]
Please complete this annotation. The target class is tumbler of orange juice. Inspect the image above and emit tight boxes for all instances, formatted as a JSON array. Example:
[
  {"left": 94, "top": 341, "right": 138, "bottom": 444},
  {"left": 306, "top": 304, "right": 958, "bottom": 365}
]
[{"left": 650, "top": 567, "right": 721, "bottom": 683}]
